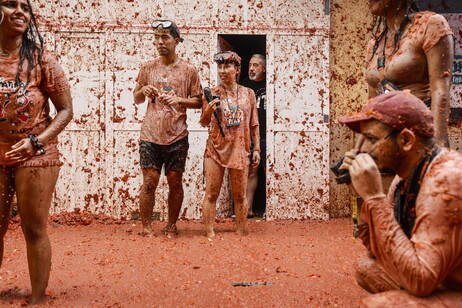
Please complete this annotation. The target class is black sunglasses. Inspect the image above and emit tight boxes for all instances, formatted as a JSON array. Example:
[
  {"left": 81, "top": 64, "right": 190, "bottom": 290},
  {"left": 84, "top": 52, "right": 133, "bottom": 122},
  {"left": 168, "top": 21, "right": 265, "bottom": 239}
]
[{"left": 214, "top": 52, "right": 239, "bottom": 65}]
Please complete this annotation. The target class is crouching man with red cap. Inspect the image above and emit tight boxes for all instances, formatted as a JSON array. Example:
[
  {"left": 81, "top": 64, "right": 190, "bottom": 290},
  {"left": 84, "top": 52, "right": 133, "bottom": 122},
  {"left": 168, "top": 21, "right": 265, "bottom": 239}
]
[{"left": 338, "top": 90, "right": 462, "bottom": 307}]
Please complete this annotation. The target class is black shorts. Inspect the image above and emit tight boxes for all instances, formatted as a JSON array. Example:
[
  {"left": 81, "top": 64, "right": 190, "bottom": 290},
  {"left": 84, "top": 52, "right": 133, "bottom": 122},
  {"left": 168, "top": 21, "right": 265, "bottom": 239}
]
[
  {"left": 139, "top": 136, "right": 189, "bottom": 174},
  {"left": 250, "top": 138, "right": 266, "bottom": 168}
]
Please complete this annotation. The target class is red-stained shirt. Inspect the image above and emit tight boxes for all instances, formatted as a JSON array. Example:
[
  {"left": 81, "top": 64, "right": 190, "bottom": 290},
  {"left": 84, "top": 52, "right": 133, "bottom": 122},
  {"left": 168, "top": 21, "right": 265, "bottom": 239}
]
[
  {"left": 366, "top": 11, "right": 453, "bottom": 102},
  {"left": 202, "top": 85, "right": 259, "bottom": 170},
  {"left": 0, "top": 50, "right": 70, "bottom": 165},
  {"left": 360, "top": 149, "right": 462, "bottom": 297},
  {"left": 136, "top": 58, "right": 202, "bottom": 145}
]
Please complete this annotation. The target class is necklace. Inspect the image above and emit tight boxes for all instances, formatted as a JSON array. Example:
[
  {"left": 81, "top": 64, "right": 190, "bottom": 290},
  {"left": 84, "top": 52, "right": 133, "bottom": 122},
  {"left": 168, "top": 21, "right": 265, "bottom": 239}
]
[
  {"left": 222, "top": 83, "right": 239, "bottom": 108},
  {"left": 222, "top": 83, "right": 241, "bottom": 127},
  {"left": 0, "top": 44, "right": 21, "bottom": 58}
]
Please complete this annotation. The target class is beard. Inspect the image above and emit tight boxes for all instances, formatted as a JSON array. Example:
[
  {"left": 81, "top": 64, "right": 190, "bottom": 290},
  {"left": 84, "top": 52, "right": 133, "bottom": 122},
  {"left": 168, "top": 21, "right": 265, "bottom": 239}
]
[{"left": 369, "top": 140, "right": 403, "bottom": 175}]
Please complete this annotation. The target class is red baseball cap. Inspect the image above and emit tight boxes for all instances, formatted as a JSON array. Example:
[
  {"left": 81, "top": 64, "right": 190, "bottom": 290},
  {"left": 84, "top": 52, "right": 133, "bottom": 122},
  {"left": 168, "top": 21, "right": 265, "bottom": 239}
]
[{"left": 338, "top": 90, "right": 434, "bottom": 137}]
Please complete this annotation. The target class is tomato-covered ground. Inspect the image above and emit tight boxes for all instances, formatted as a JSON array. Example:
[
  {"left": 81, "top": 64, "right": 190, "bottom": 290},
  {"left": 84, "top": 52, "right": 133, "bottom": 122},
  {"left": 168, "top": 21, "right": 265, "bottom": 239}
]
[{"left": 0, "top": 215, "right": 368, "bottom": 307}]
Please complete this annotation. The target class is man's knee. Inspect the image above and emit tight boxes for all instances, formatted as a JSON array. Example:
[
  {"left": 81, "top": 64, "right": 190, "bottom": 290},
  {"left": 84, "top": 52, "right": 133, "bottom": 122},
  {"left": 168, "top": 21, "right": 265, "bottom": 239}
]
[
  {"left": 166, "top": 171, "right": 183, "bottom": 190},
  {"left": 142, "top": 169, "right": 160, "bottom": 190}
]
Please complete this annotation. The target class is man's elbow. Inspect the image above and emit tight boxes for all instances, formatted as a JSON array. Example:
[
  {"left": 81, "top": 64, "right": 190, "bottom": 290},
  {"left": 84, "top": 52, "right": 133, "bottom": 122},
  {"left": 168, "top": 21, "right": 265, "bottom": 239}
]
[{"left": 403, "top": 276, "right": 439, "bottom": 297}]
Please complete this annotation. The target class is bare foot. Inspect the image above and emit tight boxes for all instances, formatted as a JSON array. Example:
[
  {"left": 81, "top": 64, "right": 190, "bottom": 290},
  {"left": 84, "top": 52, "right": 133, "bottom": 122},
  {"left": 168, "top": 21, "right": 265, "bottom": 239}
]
[
  {"left": 163, "top": 224, "right": 178, "bottom": 239},
  {"left": 139, "top": 227, "right": 153, "bottom": 237},
  {"left": 236, "top": 229, "right": 246, "bottom": 236},
  {"left": 28, "top": 294, "right": 47, "bottom": 306},
  {"left": 206, "top": 228, "right": 215, "bottom": 238}
]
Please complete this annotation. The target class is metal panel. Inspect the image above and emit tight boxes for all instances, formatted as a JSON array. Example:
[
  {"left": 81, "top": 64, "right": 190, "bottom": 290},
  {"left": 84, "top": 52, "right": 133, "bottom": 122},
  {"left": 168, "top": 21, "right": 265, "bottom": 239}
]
[
  {"left": 272, "top": 34, "right": 329, "bottom": 130},
  {"left": 274, "top": 0, "right": 328, "bottom": 28},
  {"left": 52, "top": 32, "right": 106, "bottom": 213},
  {"left": 267, "top": 131, "right": 329, "bottom": 220},
  {"left": 33, "top": 0, "right": 332, "bottom": 220},
  {"left": 266, "top": 30, "right": 330, "bottom": 220},
  {"left": 53, "top": 131, "right": 103, "bottom": 214}
]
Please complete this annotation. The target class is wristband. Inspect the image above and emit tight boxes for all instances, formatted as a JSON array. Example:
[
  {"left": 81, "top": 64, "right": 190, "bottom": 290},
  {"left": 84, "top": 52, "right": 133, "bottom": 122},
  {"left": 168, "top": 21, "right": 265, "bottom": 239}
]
[{"left": 29, "top": 133, "right": 46, "bottom": 155}]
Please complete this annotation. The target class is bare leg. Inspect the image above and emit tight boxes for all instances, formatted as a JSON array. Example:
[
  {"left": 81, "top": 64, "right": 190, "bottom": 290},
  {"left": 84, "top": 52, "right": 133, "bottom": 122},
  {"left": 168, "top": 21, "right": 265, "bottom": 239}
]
[
  {"left": 164, "top": 171, "right": 183, "bottom": 238},
  {"left": 229, "top": 167, "right": 249, "bottom": 235},
  {"left": 15, "top": 166, "right": 59, "bottom": 305},
  {"left": 140, "top": 169, "right": 161, "bottom": 236},
  {"left": 246, "top": 165, "right": 258, "bottom": 216},
  {"left": 0, "top": 166, "right": 14, "bottom": 267},
  {"left": 202, "top": 158, "right": 225, "bottom": 238}
]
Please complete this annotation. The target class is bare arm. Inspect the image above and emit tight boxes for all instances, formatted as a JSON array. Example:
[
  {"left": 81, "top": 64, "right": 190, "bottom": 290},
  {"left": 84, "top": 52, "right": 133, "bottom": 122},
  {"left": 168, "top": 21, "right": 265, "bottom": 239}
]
[
  {"left": 159, "top": 94, "right": 202, "bottom": 109},
  {"left": 133, "top": 83, "right": 158, "bottom": 105},
  {"left": 250, "top": 124, "right": 260, "bottom": 168},
  {"left": 426, "top": 35, "right": 454, "bottom": 146}
]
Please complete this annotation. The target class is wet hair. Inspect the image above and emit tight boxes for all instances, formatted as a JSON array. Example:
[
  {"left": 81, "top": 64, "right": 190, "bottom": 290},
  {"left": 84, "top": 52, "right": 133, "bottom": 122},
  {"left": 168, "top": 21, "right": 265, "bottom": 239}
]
[
  {"left": 251, "top": 54, "right": 266, "bottom": 67},
  {"left": 1, "top": 0, "right": 44, "bottom": 92},
  {"left": 369, "top": 0, "right": 420, "bottom": 65}
]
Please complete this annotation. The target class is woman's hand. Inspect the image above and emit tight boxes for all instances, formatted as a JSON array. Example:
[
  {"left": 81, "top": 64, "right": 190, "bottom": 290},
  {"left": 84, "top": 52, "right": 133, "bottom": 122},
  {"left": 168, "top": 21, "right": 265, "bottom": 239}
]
[
  {"left": 251, "top": 151, "right": 260, "bottom": 168},
  {"left": 4, "top": 138, "right": 40, "bottom": 163},
  {"left": 203, "top": 98, "right": 220, "bottom": 117}
]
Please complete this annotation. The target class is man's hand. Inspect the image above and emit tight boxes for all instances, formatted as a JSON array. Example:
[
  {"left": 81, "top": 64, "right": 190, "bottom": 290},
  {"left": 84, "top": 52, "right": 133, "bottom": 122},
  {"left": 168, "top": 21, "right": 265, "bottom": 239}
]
[
  {"left": 251, "top": 151, "right": 260, "bottom": 168},
  {"left": 349, "top": 153, "right": 384, "bottom": 200},
  {"left": 340, "top": 149, "right": 359, "bottom": 170},
  {"left": 142, "top": 85, "right": 159, "bottom": 99}
]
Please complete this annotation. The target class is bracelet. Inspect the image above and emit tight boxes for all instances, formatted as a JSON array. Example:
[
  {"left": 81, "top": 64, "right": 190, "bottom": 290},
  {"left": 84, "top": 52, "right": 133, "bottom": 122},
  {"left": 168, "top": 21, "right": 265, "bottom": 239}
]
[
  {"left": 28, "top": 133, "right": 44, "bottom": 150},
  {"left": 253, "top": 148, "right": 261, "bottom": 152}
]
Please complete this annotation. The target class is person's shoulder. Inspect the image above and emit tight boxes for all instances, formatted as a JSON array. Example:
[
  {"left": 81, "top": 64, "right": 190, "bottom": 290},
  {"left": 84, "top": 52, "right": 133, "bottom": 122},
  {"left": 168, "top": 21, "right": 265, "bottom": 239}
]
[
  {"left": 140, "top": 58, "right": 161, "bottom": 69},
  {"left": 40, "top": 49, "right": 59, "bottom": 63},
  {"left": 414, "top": 11, "right": 449, "bottom": 27},
  {"left": 425, "top": 149, "right": 462, "bottom": 194},
  {"left": 240, "top": 77, "right": 252, "bottom": 87},
  {"left": 178, "top": 59, "right": 199, "bottom": 72}
]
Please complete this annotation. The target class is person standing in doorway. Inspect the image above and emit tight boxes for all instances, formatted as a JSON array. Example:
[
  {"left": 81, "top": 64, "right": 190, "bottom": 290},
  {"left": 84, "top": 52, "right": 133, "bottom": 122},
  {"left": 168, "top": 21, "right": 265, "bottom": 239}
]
[
  {"left": 242, "top": 54, "right": 266, "bottom": 217},
  {"left": 200, "top": 51, "right": 260, "bottom": 238},
  {"left": 133, "top": 20, "right": 202, "bottom": 238}
]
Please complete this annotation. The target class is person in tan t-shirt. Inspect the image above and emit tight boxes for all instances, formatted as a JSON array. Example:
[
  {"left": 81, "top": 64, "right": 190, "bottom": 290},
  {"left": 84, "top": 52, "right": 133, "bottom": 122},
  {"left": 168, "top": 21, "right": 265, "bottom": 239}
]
[
  {"left": 200, "top": 51, "right": 259, "bottom": 238},
  {"left": 133, "top": 20, "right": 202, "bottom": 238},
  {"left": 365, "top": 0, "right": 453, "bottom": 146},
  {"left": 0, "top": 0, "right": 73, "bottom": 304}
]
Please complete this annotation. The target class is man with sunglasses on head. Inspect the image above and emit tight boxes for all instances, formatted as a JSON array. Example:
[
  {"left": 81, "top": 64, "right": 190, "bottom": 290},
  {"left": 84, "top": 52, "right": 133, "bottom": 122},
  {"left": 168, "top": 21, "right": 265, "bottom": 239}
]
[
  {"left": 133, "top": 19, "right": 202, "bottom": 238},
  {"left": 338, "top": 90, "right": 462, "bottom": 307}
]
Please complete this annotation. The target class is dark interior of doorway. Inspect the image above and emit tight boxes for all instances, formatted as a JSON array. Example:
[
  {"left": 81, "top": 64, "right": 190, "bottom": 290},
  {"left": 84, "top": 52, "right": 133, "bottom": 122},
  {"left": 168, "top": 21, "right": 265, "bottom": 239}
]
[{"left": 217, "top": 34, "right": 267, "bottom": 217}]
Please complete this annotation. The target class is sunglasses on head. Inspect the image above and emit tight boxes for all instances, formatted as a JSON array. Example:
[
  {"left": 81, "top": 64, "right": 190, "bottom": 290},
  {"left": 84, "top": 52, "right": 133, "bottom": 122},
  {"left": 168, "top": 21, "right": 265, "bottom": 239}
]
[
  {"left": 151, "top": 20, "right": 173, "bottom": 29},
  {"left": 214, "top": 52, "right": 239, "bottom": 64}
]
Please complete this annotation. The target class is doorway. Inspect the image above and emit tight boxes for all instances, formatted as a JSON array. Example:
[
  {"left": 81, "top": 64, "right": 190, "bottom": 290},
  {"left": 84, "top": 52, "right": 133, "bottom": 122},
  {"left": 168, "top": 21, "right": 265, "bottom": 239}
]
[{"left": 217, "top": 34, "right": 267, "bottom": 217}]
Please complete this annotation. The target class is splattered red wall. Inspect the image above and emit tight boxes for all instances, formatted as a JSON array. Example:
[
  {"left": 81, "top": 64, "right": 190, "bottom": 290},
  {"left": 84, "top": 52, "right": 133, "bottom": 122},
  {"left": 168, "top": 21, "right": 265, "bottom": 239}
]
[{"left": 33, "top": 1, "right": 332, "bottom": 220}]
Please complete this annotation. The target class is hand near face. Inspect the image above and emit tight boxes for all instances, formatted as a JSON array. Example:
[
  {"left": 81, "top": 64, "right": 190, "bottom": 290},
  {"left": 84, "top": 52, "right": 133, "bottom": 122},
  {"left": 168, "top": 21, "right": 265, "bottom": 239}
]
[{"left": 349, "top": 153, "right": 384, "bottom": 200}]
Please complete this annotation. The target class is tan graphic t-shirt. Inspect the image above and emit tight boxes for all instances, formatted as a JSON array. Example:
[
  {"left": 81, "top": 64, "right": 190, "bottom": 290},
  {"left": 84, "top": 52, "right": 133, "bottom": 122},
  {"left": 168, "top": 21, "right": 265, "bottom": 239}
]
[
  {"left": 366, "top": 11, "right": 453, "bottom": 102},
  {"left": 136, "top": 58, "right": 202, "bottom": 145},
  {"left": 203, "top": 85, "right": 259, "bottom": 170},
  {"left": 0, "top": 50, "right": 70, "bottom": 166}
]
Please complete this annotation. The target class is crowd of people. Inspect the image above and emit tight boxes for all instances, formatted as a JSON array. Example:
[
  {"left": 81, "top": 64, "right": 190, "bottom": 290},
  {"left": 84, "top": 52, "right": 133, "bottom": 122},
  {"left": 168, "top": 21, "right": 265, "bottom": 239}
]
[{"left": 0, "top": 0, "right": 460, "bottom": 306}]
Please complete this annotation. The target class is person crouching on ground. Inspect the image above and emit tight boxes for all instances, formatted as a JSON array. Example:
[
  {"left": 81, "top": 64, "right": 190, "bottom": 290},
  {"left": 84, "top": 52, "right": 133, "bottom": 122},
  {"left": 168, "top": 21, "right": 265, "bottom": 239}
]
[
  {"left": 0, "top": 0, "right": 73, "bottom": 304},
  {"left": 339, "top": 90, "right": 462, "bottom": 307},
  {"left": 200, "top": 51, "right": 260, "bottom": 238}
]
